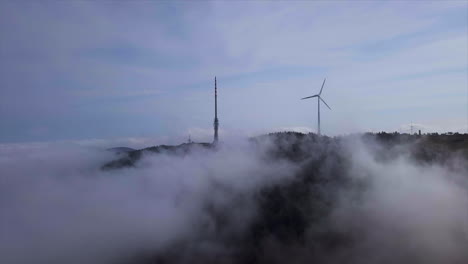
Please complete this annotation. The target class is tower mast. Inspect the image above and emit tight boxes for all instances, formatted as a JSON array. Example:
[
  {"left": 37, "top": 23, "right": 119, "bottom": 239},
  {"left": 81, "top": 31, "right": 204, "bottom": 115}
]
[
  {"left": 213, "top": 77, "right": 219, "bottom": 144},
  {"left": 318, "top": 97, "right": 321, "bottom": 136}
]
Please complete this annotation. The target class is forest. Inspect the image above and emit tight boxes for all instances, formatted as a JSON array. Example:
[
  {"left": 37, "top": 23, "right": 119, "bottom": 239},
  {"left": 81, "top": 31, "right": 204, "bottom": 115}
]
[{"left": 101, "top": 132, "right": 468, "bottom": 264}]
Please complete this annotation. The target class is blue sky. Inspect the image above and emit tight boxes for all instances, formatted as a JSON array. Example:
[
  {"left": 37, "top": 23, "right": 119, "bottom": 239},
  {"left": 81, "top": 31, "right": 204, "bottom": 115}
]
[{"left": 0, "top": 1, "right": 467, "bottom": 145}]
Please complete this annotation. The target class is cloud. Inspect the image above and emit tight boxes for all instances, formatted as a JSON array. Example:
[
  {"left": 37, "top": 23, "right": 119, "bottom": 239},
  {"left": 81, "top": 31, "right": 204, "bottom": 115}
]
[
  {"left": 0, "top": 134, "right": 467, "bottom": 263},
  {"left": 0, "top": 139, "right": 297, "bottom": 264},
  {"left": 329, "top": 138, "right": 468, "bottom": 263}
]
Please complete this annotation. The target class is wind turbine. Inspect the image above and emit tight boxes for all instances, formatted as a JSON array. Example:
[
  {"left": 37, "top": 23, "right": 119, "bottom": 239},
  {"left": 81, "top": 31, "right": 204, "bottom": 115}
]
[{"left": 301, "top": 78, "right": 331, "bottom": 136}]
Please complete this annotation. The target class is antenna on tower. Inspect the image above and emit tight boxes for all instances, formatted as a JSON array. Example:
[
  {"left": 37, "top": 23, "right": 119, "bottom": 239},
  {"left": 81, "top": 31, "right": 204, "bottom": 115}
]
[{"left": 213, "top": 76, "right": 219, "bottom": 144}]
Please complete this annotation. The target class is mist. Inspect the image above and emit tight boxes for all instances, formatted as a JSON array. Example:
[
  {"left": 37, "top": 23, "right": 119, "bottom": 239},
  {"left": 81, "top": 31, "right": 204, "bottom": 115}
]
[
  {"left": 329, "top": 138, "right": 468, "bottom": 264},
  {"left": 0, "top": 140, "right": 296, "bottom": 263},
  {"left": 0, "top": 134, "right": 467, "bottom": 264}
]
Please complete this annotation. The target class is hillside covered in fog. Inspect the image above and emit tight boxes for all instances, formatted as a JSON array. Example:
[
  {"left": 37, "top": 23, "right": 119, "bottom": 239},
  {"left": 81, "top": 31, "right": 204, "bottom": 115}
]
[
  {"left": 1, "top": 132, "right": 467, "bottom": 264},
  {"left": 97, "top": 132, "right": 468, "bottom": 264},
  {"left": 1, "top": 0, "right": 467, "bottom": 263}
]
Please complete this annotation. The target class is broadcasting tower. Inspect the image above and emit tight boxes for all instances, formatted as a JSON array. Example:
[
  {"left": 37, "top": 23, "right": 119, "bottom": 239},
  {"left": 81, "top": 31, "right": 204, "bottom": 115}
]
[{"left": 213, "top": 76, "right": 219, "bottom": 144}]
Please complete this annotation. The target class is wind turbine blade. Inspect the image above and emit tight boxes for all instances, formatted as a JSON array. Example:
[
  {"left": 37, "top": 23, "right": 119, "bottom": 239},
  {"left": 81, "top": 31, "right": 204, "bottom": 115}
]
[
  {"left": 319, "top": 78, "right": 326, "bottom": 95},
  {"left": 301, "top": 95, "right": 318, "bottom": 100},
  {"left": 319, "top": 96, "right": 331, "bottom": 110}
]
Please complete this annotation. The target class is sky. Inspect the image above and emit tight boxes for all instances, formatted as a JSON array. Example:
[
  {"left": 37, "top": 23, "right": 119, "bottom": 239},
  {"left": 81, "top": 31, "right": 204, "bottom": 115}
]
[{"left": 0, "top": 1, "right": 467, "bottom": 145}]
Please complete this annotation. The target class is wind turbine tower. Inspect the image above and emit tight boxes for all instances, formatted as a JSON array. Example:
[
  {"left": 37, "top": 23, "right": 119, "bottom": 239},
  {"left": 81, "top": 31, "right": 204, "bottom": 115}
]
[
  {"left": 213, "top": 76, "right": 219, "bottom": 144},
  {"left": 301, "top": 78, "right": 331, "bottom": 136}
]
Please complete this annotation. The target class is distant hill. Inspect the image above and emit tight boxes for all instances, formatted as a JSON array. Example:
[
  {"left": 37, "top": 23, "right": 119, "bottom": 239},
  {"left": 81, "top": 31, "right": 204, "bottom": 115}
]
[{"left": 102, "top": 142, "right": 213, "bottom": 170}]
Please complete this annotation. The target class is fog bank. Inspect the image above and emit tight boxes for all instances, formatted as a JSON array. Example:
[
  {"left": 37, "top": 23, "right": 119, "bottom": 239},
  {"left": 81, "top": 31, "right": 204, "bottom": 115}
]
[{"left": 1, "top": 133, "right": 467, "bottom": 263}]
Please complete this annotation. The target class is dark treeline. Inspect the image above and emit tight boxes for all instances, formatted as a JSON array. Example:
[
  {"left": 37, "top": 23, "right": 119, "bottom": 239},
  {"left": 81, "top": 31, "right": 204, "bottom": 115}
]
[{"left": 104, "top": 132, "right": 468, "bottom": 170}]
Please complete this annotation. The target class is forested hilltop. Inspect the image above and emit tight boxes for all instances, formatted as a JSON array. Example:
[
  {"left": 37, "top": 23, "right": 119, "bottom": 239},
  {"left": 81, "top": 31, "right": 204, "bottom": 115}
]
[
  {"left": 100, "top": 132, "right": 468, "bottom": 264},
  {"left": 104, "top": 132, "right": 468, "bottom": 170}
]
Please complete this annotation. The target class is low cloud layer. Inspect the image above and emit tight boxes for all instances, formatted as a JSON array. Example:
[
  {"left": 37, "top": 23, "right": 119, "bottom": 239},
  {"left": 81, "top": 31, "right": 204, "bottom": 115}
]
[
  {"left": 0, "top": 140, "right": 296, "bottom": 263},
  {"left": 331, "top": 139, "right": 468, "bottom": 264},
  {"left": 1, "top": 134, "right": 467, "bottom": 263}
]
